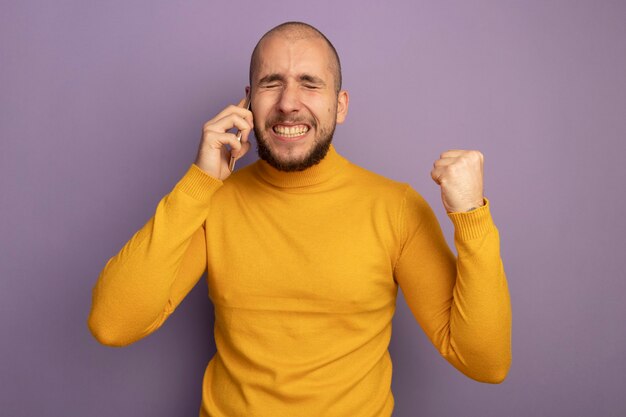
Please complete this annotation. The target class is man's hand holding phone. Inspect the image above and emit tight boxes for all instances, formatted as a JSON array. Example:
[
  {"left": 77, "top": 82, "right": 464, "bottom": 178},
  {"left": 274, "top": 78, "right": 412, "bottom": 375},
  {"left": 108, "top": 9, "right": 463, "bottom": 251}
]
[{"left": 194, "top": 97, "right": 253, "bottom": 180}]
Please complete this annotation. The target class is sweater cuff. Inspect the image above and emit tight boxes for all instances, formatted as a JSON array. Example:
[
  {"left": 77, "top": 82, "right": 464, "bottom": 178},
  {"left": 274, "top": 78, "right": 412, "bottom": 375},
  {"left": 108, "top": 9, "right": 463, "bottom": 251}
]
[
  {"left": 447, "top": 197, "right": 497, "bottom": 241},
  {"left": 173, "top": 163, "right": 223, "bottom": 203}
]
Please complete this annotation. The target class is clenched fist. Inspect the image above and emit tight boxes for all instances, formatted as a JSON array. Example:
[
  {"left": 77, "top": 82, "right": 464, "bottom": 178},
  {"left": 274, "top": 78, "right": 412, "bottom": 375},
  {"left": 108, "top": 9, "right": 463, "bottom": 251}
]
[
  {"left": 431, "top": 150, "right": 485, "bottom": 213},
  {"left": 194, "top": 98, "right": 254, "bottom": 181}
]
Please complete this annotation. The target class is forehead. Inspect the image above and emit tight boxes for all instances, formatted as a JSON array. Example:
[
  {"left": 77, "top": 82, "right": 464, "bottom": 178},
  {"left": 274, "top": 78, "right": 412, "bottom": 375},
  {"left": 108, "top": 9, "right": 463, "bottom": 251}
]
[{"left": 254, "top": 34, "right": 334, "bottom": 81}]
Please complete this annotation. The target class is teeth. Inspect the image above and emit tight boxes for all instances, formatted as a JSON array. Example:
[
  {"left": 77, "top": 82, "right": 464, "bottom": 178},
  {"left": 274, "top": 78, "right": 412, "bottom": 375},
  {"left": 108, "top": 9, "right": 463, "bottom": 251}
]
[{"left": 273, "top": 125, "right": 309, "bottom": 137}]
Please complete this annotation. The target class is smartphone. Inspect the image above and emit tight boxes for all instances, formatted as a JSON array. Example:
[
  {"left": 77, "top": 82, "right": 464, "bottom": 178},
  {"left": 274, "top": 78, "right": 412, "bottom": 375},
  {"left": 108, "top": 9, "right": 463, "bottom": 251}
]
[{"left": 228, "top": 96, "right": 251, "bottom": 172}]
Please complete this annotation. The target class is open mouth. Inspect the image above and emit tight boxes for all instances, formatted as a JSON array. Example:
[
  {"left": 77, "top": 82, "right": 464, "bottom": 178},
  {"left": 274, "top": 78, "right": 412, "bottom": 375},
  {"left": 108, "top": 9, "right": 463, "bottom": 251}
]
[{"left": 272, "top": 124, "right": 310, "bottom": 138}]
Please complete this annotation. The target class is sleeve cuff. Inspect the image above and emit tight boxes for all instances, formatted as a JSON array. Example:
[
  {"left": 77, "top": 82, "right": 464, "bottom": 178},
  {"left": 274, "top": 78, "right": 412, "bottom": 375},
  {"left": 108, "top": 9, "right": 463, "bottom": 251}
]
[
  {"left": 447, "top": 197, "right": 497, "bottom": 241},
  {"left": 173, "top": 163, "right": 223, "bottom": 203}
]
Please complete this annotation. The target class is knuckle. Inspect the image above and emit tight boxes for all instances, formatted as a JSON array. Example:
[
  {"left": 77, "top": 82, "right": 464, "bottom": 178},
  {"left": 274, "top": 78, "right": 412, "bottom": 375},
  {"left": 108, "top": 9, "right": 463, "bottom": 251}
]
[
  {"left": 458, "top": 154, "right": 472, "bottom": 165},
  {"left": 469, "top": 150, "right": 482, "bottom": 160},
  {"left": 202, "top": 126, "right": 218, "bottom": 137}
]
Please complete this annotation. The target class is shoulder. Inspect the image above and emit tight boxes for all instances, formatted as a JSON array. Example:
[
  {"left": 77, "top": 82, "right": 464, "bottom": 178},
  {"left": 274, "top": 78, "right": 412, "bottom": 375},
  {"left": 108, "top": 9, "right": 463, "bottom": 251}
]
[
  {"left": 343, "top": 160, "right": 414, "bottom": 201},
  {"left": 339, "top": 161, "right": 432, "bottom": 233},
  {"left": 210, "top": 162, "right": 261, "bottom": 201},
  {"left": 342, "top": 160, "right": 436, "bottom": 222}
]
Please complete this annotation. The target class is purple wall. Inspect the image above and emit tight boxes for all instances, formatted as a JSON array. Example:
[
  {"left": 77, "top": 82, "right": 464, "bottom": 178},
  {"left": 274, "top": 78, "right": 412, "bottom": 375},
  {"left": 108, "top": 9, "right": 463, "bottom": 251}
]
[{"left": 2, "top": 1, "right": 625, "bottom": 416}]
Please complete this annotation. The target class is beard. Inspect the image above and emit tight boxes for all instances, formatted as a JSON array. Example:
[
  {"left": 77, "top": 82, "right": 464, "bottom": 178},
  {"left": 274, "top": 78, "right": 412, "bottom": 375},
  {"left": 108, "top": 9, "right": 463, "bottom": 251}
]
[{"left": 253, "top": 115, "right": 336, "bottom": 172}]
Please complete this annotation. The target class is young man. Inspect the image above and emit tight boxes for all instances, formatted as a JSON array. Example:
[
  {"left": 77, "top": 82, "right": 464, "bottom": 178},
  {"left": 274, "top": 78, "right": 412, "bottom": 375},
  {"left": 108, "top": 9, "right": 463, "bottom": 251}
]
[{"left": 89, "top": 21, "right": 511, "bottom": 417}]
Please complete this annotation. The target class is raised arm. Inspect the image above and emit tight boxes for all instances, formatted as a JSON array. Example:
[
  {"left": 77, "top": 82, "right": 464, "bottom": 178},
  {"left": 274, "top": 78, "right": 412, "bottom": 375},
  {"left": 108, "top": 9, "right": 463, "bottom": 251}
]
[
  {"left": 394, "top": 149, "right": 511, "bottom": 383},
  {"left": 88, "top": 98, "right": 254, "bottom": 347},
  {"left": 394, "top": 189, "right": 511, "bottom": 383}
]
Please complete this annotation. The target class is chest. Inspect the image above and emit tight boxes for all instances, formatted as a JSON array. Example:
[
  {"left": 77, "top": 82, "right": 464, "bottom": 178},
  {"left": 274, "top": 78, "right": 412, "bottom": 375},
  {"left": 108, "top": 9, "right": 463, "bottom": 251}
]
[{"left": 204, "top": 191, "right": 399, "bottom": 312}]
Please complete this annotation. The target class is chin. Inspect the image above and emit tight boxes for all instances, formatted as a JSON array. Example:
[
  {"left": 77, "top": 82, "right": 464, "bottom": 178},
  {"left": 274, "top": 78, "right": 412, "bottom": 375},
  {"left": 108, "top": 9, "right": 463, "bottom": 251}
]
[
  {"left": 273, "top": 143, "right": 313, "bottom": 161},
  {"left": 255, "top": 125, "right": 335, "bottom": 172},
  {"left": 257, "top": 139, "right": 332, "bottom": 172}
]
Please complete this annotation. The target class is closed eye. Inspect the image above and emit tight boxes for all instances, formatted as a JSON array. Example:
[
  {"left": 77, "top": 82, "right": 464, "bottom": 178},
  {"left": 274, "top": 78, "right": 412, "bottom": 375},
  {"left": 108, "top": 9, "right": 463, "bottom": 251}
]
[{"left": 299, "top": 74, "right": 326, "bottom": 88}]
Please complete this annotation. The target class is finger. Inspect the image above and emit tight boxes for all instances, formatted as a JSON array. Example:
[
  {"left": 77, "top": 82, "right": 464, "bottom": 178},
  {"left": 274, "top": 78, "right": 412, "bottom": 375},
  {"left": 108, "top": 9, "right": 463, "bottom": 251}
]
[
  {"left": 237, "top": 112, "right": 255, "bottom": 144},
  {"left": 201, "top": 132, "right": 243, "bottom": 154},
  {"left": 240, "top": 128, "right": 252, "bottom": 144},
  {"left": 205, "top": 113, "right": 251, "bottom": 134},
  {"left": 244, "top": 108, "right": 254, "bottom": 130},
  {"left": 433, "top": 158, "right": 456, "bottom": 167},
  {"left": 439, "top": 149, "right": 466, "bottom": 159},
  {"left": 465, "top": 150, "right": 484, "bottom": 163},
  {"left": 236, "top": 112, "right": 255, "bottom": 144},
  {"left": 237, "top": 96, "right": 254, "bottom": 128},
  {"left": 232, "top": 141, "right": 251, "bottom": 160},
  {"left": 216, "top": 107, "right": 254, "bottom": 130},
  {"left": 206, "top": 104, "right": 253, "bottom": 127},
  {"left": 224, "top": 133, "right": 244, "bottom": 154},
  {"left": 430, "top": 167, "right": 444, "bottom": 185}
]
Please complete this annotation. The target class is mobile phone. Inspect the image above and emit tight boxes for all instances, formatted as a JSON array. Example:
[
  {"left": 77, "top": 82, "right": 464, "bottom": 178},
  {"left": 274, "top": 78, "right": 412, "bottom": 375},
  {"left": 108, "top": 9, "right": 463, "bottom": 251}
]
[{"left": 228, "top": 96, "right": 251, "bottom": 172}]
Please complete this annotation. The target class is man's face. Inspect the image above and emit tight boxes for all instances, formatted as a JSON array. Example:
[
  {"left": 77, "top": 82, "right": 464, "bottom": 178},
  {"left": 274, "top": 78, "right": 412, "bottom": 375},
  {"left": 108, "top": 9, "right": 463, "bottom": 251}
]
[{"left": 249, "top": 34, "right": 348, "bottom": 171}]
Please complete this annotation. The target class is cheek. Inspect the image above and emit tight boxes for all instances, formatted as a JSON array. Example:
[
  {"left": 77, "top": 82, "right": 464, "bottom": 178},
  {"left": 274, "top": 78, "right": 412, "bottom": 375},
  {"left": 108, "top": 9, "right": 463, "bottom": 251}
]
[
  {"left": 254, "top": 93, "right": 277, "bottom": 112},
  {"left": 253, "top": 105, "right": 272, "bottom": 127}
]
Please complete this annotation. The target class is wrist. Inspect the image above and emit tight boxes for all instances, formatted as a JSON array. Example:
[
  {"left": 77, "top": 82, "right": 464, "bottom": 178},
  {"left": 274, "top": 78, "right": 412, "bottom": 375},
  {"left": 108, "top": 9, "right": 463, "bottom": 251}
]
[
  {"left": 464, "top": 198, "right": 486, "bottom": 212},
  {"left": 447, "top": 198, "right": 495, "bottom": 240},
  {"left": 446, "top": 198, "right": 485, "bottom": 214}
]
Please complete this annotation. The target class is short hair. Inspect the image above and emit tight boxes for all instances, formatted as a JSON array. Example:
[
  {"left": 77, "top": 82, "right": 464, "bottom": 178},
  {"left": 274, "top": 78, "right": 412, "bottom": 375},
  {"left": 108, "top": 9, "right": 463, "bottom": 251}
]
[{"left": 249, "top": 21, "right": 342, "bottom": 93}]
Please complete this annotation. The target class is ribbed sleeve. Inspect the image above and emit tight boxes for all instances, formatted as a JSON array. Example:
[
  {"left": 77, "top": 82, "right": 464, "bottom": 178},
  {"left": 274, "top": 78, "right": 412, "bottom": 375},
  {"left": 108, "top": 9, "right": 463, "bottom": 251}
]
[
  {"left": 175, "top": 163, "right": 224, "bottom": 202},
  {"left": 447, "top": 198, "right": 496, "bottom": 241}
]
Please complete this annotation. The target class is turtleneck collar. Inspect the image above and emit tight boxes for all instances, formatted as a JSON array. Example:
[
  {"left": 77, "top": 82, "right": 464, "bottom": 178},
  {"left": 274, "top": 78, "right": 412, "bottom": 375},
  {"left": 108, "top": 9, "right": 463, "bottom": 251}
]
[{"left": 253, "top": 144, "right": 349, "bottom": 189}]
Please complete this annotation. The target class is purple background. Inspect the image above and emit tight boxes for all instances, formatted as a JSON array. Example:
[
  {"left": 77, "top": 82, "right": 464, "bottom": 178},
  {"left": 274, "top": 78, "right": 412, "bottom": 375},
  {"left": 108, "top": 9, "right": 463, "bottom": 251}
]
[{"left": 2, "top": 1, "right": 625, "bottom": 416}]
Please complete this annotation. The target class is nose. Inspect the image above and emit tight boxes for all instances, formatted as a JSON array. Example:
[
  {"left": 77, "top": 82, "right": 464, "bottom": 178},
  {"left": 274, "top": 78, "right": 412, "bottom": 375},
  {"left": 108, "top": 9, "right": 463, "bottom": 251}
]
[{"left": 276, "top": 82, "right": 301, "bottom": 114}]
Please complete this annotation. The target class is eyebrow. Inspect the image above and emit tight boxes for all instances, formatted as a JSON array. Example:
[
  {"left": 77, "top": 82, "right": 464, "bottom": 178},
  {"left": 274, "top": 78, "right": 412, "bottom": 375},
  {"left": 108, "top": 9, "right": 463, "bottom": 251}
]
[
  {"left": 258, "top": 73, "right": 285, "bottom": 84},
  {"left": 258, "top": 73, "right": 327, "bottom": 86},
  {"left": 299, "top": 74, "right": 326, "bottom": 86}
]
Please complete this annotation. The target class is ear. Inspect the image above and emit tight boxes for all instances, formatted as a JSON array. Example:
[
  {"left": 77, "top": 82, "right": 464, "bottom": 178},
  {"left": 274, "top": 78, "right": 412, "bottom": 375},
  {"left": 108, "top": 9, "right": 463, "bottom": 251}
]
[
  {"left": 245, "top": 86, "right": 250, "bottom": 97},
  {"left": 335, "top": 90, "right": 349, "bottom": 124}
]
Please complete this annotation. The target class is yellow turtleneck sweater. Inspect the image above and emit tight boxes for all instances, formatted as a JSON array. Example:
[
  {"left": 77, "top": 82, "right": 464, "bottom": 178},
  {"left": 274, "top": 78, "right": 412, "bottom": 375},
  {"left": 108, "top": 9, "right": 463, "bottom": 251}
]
[{"left": 88, "top": 145, "right": 511, "bottom": 417}]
